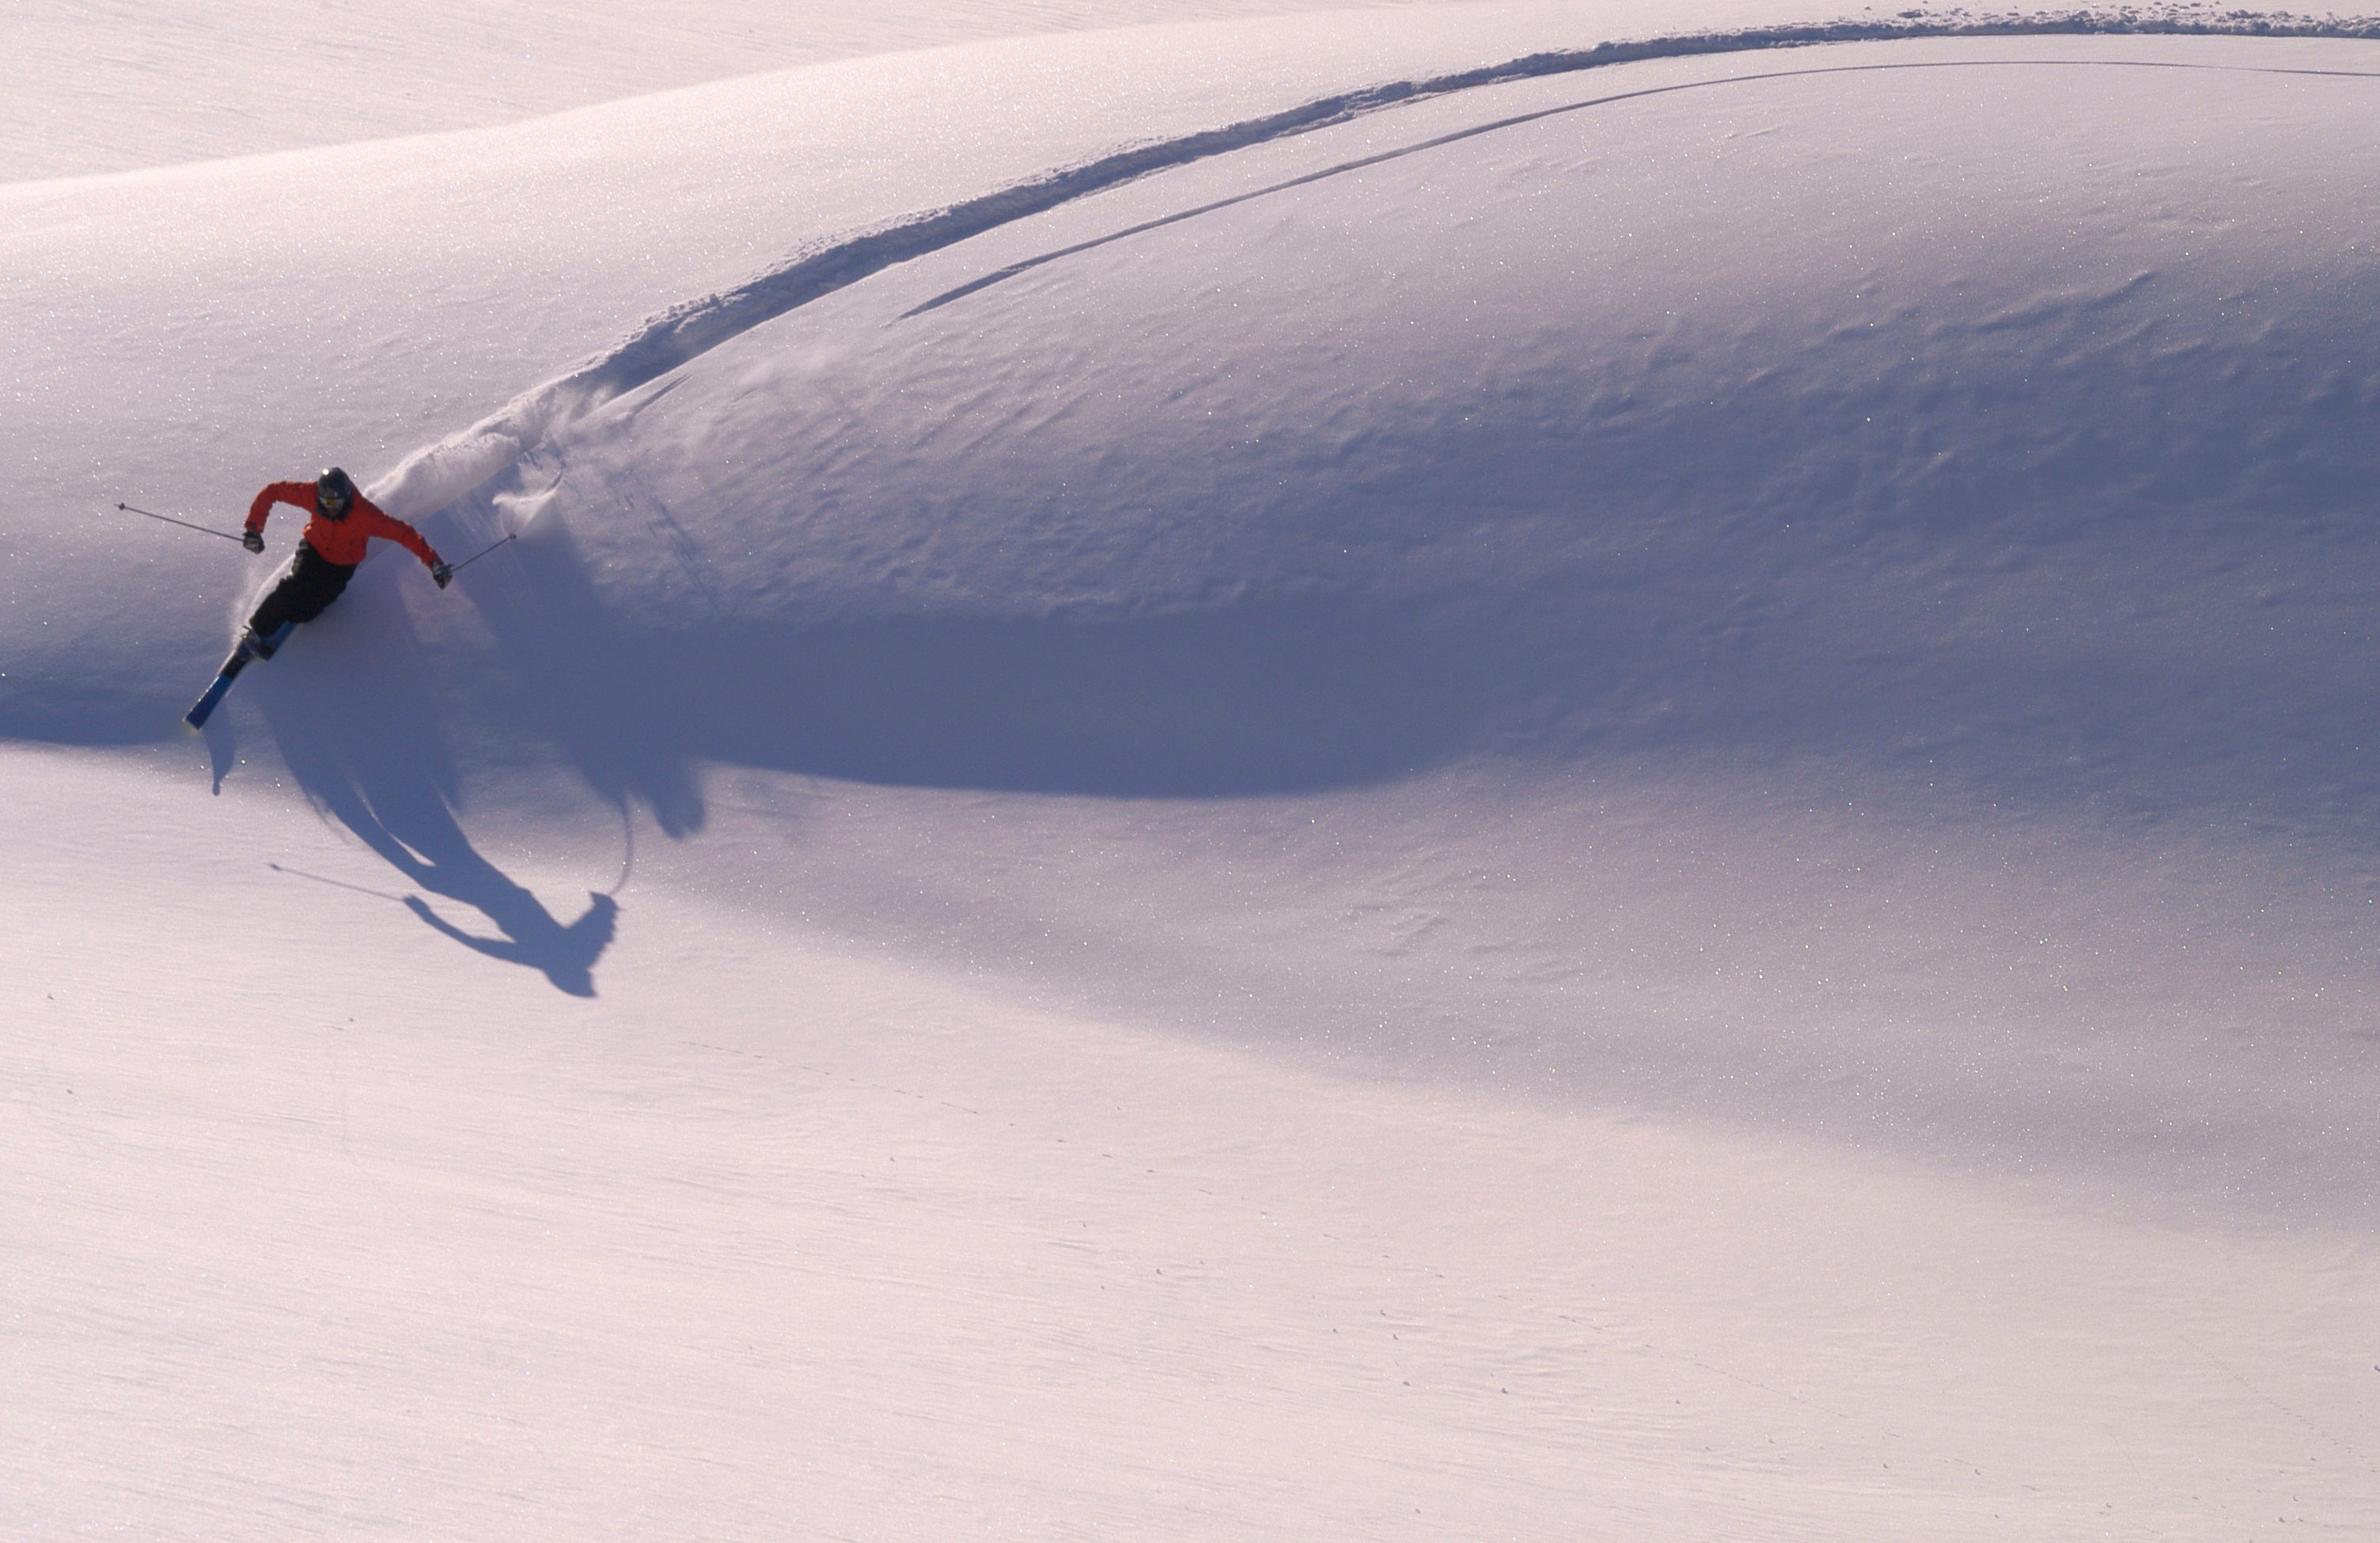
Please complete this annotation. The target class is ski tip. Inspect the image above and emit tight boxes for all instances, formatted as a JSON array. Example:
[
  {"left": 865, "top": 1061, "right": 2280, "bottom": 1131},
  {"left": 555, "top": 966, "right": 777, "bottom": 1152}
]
[{"left": 184, "top": 673, "right": 237, "bottom": 731}]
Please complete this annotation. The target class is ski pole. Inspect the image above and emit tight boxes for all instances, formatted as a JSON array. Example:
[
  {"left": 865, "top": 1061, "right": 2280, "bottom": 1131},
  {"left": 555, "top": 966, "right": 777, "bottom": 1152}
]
[
  {"left": 116, "top": 502, "right": 244, "bottom": 542},
  {"left": 447, "top": 532, "right": 517, "bottom": 576}
]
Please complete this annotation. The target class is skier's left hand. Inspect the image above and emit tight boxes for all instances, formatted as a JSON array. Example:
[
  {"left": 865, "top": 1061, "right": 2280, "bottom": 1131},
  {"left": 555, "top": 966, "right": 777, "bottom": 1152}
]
[{"left": 431, "top": 561, "right": 453, "bottom": 590}]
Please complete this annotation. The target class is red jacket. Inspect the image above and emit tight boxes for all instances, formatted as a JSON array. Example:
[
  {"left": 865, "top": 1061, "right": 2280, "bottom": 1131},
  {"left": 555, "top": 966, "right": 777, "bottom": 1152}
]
[{"left": 245, "top": 481, "right": 443, "bottom": 571}]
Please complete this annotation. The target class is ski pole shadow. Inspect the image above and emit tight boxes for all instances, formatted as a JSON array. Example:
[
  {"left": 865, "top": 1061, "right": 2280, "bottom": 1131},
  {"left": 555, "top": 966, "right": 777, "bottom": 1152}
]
[{"left": 248, "top": 567, "right": 620, "bottom": 997}]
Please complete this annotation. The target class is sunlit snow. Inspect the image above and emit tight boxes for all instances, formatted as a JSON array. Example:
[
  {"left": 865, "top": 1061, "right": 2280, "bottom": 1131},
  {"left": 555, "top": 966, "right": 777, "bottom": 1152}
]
[{"left": 6, "top": 5, "right": 2378, "bottom": 1538}]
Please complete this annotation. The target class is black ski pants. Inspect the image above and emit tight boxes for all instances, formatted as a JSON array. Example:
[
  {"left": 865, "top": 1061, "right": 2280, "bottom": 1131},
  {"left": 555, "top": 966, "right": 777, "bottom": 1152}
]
[{"left": 248, "top": 541, "right": 358, "bottom": 637}]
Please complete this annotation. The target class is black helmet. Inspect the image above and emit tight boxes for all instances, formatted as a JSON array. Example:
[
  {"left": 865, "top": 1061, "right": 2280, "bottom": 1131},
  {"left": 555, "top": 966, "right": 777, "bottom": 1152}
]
[{"left": 316, "top": 467, "right": 356, "bottom": 517}]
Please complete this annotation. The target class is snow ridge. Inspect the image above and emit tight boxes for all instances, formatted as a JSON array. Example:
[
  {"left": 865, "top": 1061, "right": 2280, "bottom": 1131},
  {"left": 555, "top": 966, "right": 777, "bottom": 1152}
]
[
  {"left": 900, "top": 52, "right": 2380, "bottom": 317},
  {"left": 373, "top": 8, "right": 2380, "bottom": 521}
]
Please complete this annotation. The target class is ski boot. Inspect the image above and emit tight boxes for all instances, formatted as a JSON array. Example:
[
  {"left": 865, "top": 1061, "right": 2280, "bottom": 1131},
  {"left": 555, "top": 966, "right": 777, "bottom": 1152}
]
[{"left": 221, "top": 620, "right": 297, "bottom": 676}]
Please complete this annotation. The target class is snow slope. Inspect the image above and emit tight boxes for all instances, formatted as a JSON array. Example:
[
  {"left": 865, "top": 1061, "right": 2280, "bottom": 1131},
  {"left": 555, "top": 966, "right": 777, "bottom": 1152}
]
[
  {"left": 12, "top": 751, "right": 2373, "bottom": 1539},
  {"left": 7, "top": 1, "right": 1871, "bottom": 729},
  {"left": 6, "top": 8, "right": 2380, "bottom": 1538},
  {"left": 0, "top": 0, "right": 1509, "bottom": 180}
]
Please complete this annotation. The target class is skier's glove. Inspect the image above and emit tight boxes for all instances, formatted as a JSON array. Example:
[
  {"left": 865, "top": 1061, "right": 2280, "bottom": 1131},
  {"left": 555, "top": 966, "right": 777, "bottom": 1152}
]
[
  {"left": 431, "top": 561, "right": 453, "bottom": 590},
  {"left": 241, "top": 529, "right": 264, "bottom": 554}
]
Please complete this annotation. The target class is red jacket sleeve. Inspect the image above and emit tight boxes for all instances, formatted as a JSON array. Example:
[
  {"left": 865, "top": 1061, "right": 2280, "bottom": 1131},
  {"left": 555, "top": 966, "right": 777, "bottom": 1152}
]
[
  {"left": 354, "top": 499, "right": 444, "bottom": 570},
  {"left": 246, "top": 481, "right": 313, "bottom": 534}
]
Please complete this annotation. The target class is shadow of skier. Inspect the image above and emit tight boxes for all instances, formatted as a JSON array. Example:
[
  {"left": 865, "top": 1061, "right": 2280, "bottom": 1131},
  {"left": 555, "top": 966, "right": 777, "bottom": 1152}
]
[
  {"left": 403, "top": 891, "right": 617, "bottom": 999},
  {"left": 250, "top": 566, "right": 622, "bottom": 997}
]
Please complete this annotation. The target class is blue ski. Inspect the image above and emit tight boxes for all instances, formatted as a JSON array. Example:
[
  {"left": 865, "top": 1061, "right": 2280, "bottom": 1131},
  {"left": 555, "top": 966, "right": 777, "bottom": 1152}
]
[
  {"left": 184, "top": 622, "right": 293, "bottom": 730},
  {"left": 184, "top": 670, "right": 238, "bottom": 730}
]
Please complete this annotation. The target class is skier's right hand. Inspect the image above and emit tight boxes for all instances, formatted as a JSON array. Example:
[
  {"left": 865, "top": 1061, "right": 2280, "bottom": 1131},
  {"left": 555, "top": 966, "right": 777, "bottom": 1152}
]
[{"left": 241, "top": 529, "right": 264, "bottom": 554}]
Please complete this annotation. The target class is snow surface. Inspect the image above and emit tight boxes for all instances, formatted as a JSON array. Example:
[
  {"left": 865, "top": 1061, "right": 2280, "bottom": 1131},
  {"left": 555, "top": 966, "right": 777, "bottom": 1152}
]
[
  {"left": 6, "top": 5, "right": 2380, "bottom": 1537},
  {"left": 0, "top": 0, "right": 1517, "bottom": 180}
]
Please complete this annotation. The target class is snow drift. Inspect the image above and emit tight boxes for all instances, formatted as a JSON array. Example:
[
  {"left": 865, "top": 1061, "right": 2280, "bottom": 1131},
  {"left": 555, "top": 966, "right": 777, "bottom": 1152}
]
[
  {"left": 278, "top": 34, "right": 2378, "bottom": 1218},
  {"left": 441, "top": 44, "right": 2380, "bottom": 823}
]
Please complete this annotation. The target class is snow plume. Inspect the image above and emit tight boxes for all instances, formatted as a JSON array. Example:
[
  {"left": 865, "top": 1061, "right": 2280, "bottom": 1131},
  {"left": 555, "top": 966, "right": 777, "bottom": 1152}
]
[
  {"left": 378, "top": 6, "right": 2380, "bottom": 525},
  {"left": 369, "top": 430, "right": 525, "bottom": 523}
]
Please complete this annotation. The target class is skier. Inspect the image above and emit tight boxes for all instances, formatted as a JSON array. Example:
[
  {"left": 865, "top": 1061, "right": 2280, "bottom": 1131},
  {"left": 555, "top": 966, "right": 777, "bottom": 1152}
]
[
  {"left": 184, "top": 468, "right": 453, "bottom": 729},
  {"left": 233, "top": 466, "right": 451, "bottom": 662}
]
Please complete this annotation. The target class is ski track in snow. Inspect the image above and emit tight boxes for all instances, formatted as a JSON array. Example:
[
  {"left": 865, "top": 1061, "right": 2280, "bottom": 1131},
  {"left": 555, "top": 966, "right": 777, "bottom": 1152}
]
[
  {"left": 372, "top": 11, "right": 2380, "bottom": 522},
  {"left": 902, "top": 51, "right": 2380, "bottom": 316}
]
